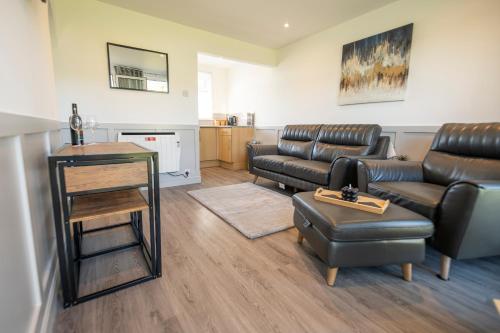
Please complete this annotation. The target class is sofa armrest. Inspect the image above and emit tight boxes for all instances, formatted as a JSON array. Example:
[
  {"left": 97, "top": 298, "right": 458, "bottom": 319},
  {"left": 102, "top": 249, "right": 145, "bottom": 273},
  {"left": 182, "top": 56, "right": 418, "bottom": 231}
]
[
  {"left": 329, "top": 154, "right": 387, "bottom": 190},
  {"left": 357, "top": 159, "right": 424, "bottom": 192},
  {"left": 435, "top": 180, "right": 500, "bottom": 259},
  {"left": 247, "top": 144, "right": 278, "bottom": 172},
  {"left": 371, "top": 136, "right": 390, "bottom": 159}
]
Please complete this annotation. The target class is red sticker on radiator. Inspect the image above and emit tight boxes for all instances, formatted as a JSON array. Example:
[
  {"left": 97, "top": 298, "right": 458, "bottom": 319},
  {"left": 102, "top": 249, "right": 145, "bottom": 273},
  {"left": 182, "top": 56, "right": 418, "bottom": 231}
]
[{"left": 145, "top": 137, "right": 156, "bottom": 141}]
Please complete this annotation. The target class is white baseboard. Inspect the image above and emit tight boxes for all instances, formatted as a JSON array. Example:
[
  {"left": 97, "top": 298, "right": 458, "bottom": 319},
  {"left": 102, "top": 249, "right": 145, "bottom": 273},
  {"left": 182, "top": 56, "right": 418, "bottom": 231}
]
[{"left": 160, "top": 175, "right": 201, "bottom": 188}]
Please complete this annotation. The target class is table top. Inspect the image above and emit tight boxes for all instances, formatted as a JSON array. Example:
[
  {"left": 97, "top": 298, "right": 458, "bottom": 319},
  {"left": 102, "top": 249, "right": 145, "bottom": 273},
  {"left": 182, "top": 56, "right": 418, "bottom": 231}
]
[{"left": 51, "top": 142, "right": 153, "bottom": 159}]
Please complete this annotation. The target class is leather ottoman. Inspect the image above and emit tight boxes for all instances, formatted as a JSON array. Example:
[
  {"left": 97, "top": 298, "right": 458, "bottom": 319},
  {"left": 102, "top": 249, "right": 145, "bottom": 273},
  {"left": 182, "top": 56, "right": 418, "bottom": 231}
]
[{"left": 293, "top": 191, "right": 434, "bottom": 286}]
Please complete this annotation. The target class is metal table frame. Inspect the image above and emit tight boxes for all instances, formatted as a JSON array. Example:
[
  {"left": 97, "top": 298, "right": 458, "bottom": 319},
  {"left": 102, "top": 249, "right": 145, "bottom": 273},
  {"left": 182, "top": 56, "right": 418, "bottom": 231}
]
[{"left": 48, "top": 148, "right": 162, "bottom": 308}]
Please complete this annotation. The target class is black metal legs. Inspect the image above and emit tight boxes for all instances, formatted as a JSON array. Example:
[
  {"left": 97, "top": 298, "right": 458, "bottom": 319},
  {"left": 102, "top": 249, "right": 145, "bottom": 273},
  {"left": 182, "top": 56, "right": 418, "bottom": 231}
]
[
  {"left": 49, "top": 160, "right": 73, "bottom": 308},
  {"left": 67, "top": 211, "right": 157, "bottom": 306},
  {"left": 153, "top": 154, "right": 162, "bottom": 277},
  {"left": 49, "top": 155, "right": 162, "bottom": 308}
]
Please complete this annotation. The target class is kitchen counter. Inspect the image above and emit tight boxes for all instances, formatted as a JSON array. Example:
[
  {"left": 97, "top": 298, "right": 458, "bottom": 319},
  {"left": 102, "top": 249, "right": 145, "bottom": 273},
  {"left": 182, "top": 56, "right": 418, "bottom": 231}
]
[{"left": 200, "top": 125, "right": 254, "bottom": 128}]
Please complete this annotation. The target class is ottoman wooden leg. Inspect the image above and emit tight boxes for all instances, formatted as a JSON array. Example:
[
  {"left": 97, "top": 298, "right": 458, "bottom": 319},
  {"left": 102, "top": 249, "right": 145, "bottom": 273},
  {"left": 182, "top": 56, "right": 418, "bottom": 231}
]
[
  {"left": 253, "top": 175, "right": 259, "bottom": 184},
  {"left": 326, "top": 267, "right": 339, "bottom": 286},
  {"left": 297, "top": 231, "right": 304, "bottom": 245},
  {"left": 439, "top": 255, "right": 451, "bottom": 280},
  {"left": 401, "top": 263, "right": 412, "bottom": 282}
]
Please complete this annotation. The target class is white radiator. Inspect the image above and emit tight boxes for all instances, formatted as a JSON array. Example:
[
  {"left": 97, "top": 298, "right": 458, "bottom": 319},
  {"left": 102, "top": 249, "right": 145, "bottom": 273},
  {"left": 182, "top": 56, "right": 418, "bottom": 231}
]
[{"left": 118, "top": 132, "right": 181, "bottom": 173}]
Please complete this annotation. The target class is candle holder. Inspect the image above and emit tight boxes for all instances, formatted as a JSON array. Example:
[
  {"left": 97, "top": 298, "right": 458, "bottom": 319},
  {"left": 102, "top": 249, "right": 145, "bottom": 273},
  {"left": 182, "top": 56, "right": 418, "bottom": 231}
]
[{"left": 341, "top": 184, "right": 359, "bottom": 202}]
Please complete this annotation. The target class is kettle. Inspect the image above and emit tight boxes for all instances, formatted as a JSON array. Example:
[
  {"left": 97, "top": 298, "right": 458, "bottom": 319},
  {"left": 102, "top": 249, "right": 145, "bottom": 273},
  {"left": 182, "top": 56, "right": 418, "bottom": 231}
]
[{"left": 227, "top": 115, "right": 238, "bottom": 126}]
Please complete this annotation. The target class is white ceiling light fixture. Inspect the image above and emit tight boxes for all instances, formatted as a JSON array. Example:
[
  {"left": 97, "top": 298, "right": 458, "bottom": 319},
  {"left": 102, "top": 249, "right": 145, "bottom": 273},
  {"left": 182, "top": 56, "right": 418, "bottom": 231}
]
[{"left": 283, "top": 22, "right": 290, "bottom": 29}]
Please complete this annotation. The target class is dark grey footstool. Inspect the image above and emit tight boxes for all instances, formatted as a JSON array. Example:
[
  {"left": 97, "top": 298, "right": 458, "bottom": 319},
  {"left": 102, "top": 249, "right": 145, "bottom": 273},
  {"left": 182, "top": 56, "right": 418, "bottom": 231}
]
[{"left": 293, "top": 191, "right": 434, "bottom": 286}]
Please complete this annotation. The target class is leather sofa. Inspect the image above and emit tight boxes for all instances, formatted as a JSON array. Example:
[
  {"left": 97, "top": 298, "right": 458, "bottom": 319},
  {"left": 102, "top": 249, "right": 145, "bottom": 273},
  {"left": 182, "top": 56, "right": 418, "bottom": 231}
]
[
  {"left": 248, "top": 124, "right": 389, "bottom": 191},
  {"left": 357, "top": 123, "right": 500, "bottom": 280}
]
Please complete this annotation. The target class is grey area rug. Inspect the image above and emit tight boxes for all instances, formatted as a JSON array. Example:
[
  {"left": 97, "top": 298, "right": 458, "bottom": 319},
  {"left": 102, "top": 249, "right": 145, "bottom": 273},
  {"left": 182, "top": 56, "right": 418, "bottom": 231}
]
[{"left": 188, "top": 182, "right": 294, "bottom": 239}]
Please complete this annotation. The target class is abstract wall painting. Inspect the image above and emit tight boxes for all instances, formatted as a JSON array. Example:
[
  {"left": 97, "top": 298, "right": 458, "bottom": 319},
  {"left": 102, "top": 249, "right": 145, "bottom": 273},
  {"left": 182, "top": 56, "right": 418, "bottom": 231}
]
[{"left": 339, "top": 24, "right": 413, "bottom": 105}]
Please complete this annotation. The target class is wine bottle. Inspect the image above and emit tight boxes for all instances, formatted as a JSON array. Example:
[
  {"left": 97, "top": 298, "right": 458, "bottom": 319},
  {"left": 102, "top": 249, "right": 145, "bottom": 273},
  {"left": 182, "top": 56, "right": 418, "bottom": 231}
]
[
  {"left": 70, "top": 104, "right": 79, "bottom": 145},
  {"left": 69, "top": 103, "right": 84, "bottom": 145}
]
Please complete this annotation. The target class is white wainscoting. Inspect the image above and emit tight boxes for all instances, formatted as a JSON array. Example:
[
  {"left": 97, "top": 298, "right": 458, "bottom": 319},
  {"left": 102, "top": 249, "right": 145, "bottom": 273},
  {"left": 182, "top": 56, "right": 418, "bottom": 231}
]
[
  {"left": 254, "top": 125, "right": 440, "bottom": 161},
  {"left": 60, "top": 123, "right": 202, "bottom": 188},
  {"left": 0, "top": 112, "right": 60, "bottom": 333}
]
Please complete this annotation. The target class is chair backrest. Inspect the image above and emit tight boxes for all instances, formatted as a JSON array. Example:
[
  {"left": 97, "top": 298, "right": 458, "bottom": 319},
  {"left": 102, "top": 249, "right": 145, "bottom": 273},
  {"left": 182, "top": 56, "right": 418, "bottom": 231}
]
[
  {"left": 423, "top": 123, "right": 500, "bottom": 186},
  {"left": 278, "top": 125, "right": 321, "bottom": 159},
  {"left": 311, "top": 124, "right": 381, "bottom": 162}
]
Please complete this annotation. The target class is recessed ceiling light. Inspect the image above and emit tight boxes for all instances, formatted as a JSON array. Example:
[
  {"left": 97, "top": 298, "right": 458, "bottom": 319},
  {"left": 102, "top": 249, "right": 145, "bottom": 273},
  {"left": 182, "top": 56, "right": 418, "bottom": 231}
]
[{"left": 283, "top": 22, "right": 290, "bottom": 28}]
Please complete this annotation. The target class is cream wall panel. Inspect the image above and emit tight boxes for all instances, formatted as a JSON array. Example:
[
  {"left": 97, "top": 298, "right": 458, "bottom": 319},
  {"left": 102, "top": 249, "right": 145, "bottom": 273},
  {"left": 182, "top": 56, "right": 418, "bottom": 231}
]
[
  {"left": 227, "top": 0, "right": 500, "bottom": 127},
  {"left": 0, "top": 136, "right": 40, "bottom": 333},
  {"left": 50, "top": 0, "right": 276, "bottom": 125}
]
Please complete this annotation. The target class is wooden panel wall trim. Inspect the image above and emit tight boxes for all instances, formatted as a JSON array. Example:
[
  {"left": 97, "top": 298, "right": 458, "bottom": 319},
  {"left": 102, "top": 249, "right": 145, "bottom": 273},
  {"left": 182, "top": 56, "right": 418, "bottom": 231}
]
[
  {"left": 254, "top": 125, "right": 440, "bottom": 161},
  {"left": 1, "top": 119, "right": 62, "bottom": 333},
  {"left": 64, "top": 162, "right": 148, "bottom": 193}
]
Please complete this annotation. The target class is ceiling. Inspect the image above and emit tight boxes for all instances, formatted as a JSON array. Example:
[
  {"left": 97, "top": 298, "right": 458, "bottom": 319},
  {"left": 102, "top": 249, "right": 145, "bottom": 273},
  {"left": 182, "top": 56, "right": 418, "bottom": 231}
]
[
  {"left": 98, "top": 0, "right": 397, "bottom": 48},
  {"left": 198, "top": 53, "right": 254, "bottom": 69}
]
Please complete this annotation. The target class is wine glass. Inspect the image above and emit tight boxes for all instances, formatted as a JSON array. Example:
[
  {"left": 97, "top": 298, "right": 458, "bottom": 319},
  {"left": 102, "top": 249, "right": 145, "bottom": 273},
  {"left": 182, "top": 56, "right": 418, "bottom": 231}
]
[{"left": 84, "top": 115, "right": 98, "bottom": 145}]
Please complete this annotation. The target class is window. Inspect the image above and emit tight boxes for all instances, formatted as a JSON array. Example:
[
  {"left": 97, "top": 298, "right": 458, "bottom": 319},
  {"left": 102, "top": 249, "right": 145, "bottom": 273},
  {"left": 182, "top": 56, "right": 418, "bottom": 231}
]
[{"left": 198, "top": 71, "right": 213, "bottom": 119}]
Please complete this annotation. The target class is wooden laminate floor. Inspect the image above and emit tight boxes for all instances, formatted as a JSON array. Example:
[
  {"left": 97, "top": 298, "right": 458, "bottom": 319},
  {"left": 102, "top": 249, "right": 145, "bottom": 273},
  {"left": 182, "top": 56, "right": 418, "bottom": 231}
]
[{"left": 54, "top": 167, "right": 500, "bottom": 333}]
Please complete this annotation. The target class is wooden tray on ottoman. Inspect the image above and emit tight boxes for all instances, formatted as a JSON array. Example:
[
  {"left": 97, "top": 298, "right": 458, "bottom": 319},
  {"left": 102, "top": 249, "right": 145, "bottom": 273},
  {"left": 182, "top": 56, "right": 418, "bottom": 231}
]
[{"left": 313, "top": 188, "right": 390, "bottom": 214}]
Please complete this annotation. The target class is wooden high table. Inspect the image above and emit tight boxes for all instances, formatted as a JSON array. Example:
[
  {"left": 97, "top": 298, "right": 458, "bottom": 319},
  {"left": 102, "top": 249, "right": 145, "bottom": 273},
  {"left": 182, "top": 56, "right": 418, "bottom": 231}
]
[{"left": 48, "top": 142, "right": 162, "bottom": 307}]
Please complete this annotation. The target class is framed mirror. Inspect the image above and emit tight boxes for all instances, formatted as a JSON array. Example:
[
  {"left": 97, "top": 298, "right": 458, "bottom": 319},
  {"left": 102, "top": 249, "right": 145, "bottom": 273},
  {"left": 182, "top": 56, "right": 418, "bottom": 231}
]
[{"left": 107, "top": 43, "right": 169, "bottom": 93}]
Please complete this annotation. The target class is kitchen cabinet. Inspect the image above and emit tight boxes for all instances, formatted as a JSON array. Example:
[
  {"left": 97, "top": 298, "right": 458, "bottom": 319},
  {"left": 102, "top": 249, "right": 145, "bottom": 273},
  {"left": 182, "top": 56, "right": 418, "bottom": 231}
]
[
  {"left": 199, "top": 127, "right": 254, "bottom": 170},
  {"left": 200, "top": 127, "right": 218, "bottom": 162}
]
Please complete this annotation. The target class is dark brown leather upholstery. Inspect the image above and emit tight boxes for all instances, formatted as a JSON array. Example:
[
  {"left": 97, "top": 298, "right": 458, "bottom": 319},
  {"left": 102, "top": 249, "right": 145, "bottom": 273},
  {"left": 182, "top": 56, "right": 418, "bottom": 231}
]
[
  {"left": 368, "top": 182, "right": 446, "bottom": 219},
  {"left": 253, "top": 155, "right": 299, "bottom": 173},
  {"left": 248, "top": 124, "right": 389, "bottom": 190},
  {"left": 312, "top": 124, "right": 381, "bottom": 162},
  {"left": 436, "top": 180, "right": 500, "bottom": 259},
  {"left": 282, "top": 160, "right": 331, "bottom": 185},
  {"left": 430, "top": 123, "right": 500, "bottom": 158},
  {"left": 357, "top": 122, "right": 500, "bottom": 261},
  {"left": 423, "top": 150, "right": 500, "bottom": 186},
  {"left": 293, "top": 191, "right": 433, "bottom": 268},
  {"left": 277, "top": 125, "right": 322, "bottom": 159}
]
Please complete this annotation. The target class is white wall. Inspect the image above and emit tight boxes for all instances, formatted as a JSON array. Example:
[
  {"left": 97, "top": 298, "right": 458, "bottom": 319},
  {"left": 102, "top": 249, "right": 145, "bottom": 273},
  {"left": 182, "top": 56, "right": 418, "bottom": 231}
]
[
  {"left": 228, "top": 0, "right": 500, "bottom": 126},
  {"left": 50, "top": 0, "right": 276, "bottom": 125},
  {"left": 198, "top": 64, "right": 229, "bottom": 117},
  {"left": 0, "top": 0, "right": 57, "bottom": 120},
  {"left": 227, "top": 63, "right": 275, "bottom": 122},
  {"left": 0, "top": 1, "right": 60, "bottom": 332}
]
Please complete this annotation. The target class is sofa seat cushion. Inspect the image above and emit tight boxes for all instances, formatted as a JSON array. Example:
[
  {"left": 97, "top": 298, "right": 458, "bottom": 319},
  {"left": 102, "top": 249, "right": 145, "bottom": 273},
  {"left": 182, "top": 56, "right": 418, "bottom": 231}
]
[
  {"left": 253, "top": 155, "right": 300, "bottom": 173},
  {"left": 283, "top": 160, "right": 331, "bottom": 185},
  {"left": 368, "top": 181, "right": 446, "bottom": 220}
]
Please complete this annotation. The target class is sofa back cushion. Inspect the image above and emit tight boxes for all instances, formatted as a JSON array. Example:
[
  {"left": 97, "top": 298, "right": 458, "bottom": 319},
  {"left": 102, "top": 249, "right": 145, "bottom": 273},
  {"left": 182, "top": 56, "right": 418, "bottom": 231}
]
[
  {"left": 423, "top": 123, "right": 500, "bottom": 186},
  {"left": 278, "top": 125, "right": 322, "bottom": 159},
  {"left": 311, "top": 124, "right": 382, "bottom": 162}
]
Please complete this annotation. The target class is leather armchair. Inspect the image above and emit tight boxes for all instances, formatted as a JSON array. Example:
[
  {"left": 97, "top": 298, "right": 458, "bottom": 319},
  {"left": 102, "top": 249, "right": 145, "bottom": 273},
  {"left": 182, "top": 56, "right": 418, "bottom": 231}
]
[{"left": 357, "top": 123, "right": 500, "bottom": 280}]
